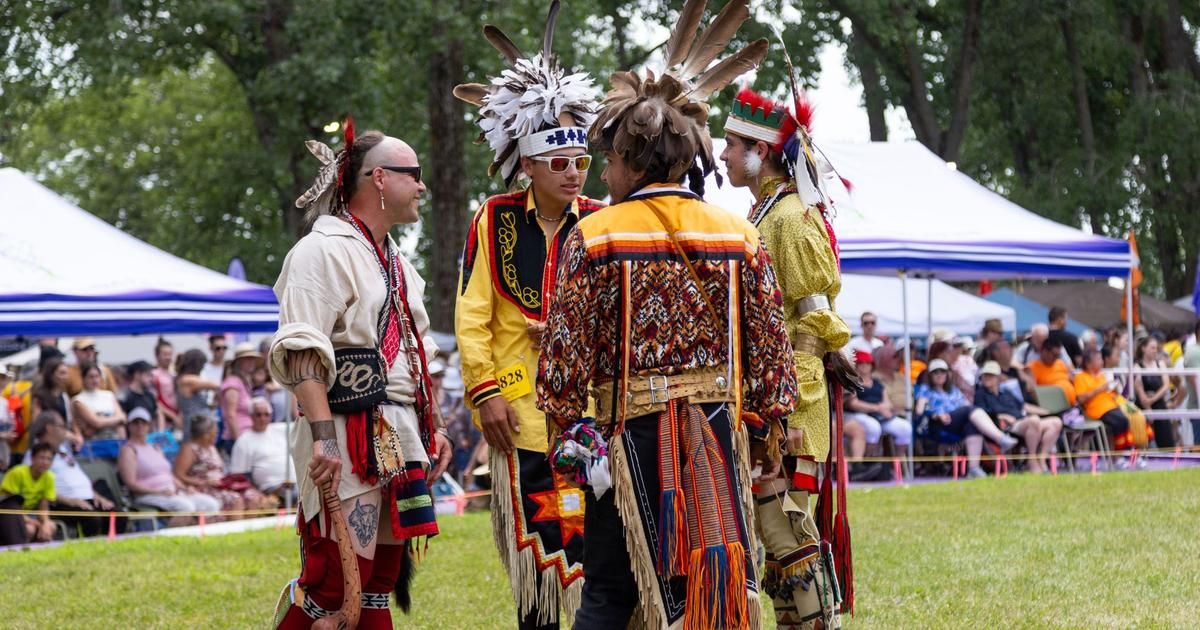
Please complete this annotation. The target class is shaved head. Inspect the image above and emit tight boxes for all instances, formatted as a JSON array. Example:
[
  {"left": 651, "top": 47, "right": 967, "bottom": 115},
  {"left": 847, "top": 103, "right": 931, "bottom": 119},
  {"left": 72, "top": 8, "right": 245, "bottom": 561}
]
[{"left": 361, "top": 137, "right": 417, "bottom": 174}]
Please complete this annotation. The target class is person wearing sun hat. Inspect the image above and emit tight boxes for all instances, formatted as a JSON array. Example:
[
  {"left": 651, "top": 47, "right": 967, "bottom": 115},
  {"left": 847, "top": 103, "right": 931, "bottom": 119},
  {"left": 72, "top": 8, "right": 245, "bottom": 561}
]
[
  {"left": 915, "top": 358, "right": 1017, "bottom": 479},
  {"left": 452, "top": 3, "right": 602, "bottom": 626},
  {"left": 65, "top": 337, "right": 118, "bottom": 396}
]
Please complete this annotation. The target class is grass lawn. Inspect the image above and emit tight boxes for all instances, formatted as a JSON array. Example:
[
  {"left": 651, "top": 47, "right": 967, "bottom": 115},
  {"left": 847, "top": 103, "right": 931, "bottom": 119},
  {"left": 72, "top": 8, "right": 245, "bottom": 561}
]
[{"left": 1, "top": 469, "right": 1197, "bottom": 628}]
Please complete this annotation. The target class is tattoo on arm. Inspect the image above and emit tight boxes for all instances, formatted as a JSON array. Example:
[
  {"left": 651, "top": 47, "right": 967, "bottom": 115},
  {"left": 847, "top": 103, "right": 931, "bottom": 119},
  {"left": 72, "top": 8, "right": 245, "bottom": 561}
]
[
  {"left": 318, "top": 438, "right": 340, "bottom": 459},
  {"left": 284, "top": 349, "right": 329, "bottom": 387},
  {"left": 347, "top": 497, "right": 379, "bottom": 548}
]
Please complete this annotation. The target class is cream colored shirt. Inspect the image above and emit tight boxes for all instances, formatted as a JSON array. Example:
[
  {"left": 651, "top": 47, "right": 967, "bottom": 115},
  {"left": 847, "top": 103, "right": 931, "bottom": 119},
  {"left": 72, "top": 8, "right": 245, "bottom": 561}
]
[{"left": 268, "top": 215, "right": 439, "bottom": 523}]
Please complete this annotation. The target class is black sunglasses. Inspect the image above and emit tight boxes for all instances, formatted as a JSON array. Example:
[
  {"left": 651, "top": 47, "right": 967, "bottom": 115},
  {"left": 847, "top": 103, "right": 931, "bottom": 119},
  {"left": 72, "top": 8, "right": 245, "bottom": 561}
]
[{"left": 368, "top": 165, "right": 422, "bottom": 183}]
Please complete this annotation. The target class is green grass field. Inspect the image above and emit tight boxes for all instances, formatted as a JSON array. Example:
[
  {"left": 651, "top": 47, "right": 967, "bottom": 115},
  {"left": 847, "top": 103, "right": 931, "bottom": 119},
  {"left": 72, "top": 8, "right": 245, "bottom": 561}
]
[{"left": 2, "top": 469, "right": 1198, "bottom": 629}]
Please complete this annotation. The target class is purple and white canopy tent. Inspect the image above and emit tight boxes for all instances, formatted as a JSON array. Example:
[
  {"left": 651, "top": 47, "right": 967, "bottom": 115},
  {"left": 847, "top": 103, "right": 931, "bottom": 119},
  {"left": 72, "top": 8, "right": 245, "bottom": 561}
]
[{"left": 0, "top": 168, "right": 279, "bottom": 336}]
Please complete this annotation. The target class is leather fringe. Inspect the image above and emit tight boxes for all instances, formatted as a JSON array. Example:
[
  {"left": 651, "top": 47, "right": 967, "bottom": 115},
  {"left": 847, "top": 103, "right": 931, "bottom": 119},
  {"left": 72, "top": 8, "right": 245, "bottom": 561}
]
[{"left": 488, "top": 449, "right": 582, "bottom": 626}]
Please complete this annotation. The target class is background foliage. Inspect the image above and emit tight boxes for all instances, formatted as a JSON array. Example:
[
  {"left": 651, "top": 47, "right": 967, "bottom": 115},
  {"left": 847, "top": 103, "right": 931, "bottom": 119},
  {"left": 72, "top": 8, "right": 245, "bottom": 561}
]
[{"left": 2, "top": 1, "right": 1198, "bottom": 325}]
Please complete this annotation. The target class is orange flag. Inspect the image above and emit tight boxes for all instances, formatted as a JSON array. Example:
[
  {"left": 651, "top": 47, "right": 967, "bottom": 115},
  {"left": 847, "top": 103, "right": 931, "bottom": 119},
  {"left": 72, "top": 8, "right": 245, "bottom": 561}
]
[{"left": 1120, "top": 230, "right": 1141, "bottom": 327}]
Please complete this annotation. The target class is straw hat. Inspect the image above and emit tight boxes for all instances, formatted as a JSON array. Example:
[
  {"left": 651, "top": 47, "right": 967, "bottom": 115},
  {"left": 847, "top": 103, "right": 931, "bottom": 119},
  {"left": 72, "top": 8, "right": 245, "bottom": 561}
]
[{"left": 232, "top": 342, "right": 264, "bottom": 364}]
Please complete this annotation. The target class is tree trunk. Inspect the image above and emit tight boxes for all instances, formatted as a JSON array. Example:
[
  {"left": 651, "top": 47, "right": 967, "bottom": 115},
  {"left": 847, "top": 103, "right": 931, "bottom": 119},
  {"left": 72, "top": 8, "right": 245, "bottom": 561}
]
[
  {"left": 1060, "top": 16, "right": 1104, "bottom": 235},
  {"left": 425, "top": 26, "right": 468, "bottom": 330},
  {"left": 851, "top": 28, "right": 888, "bottom": 141},
  {"left": 939, "top": 0, "right": 982, "bottom": 163}
]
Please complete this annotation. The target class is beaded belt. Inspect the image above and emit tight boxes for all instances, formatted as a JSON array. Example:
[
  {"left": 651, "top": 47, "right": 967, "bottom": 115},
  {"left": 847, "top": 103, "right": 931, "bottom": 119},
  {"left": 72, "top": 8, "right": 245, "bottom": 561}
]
[{"left": 592, "top": 366, "right": 734, "bottom": 422}]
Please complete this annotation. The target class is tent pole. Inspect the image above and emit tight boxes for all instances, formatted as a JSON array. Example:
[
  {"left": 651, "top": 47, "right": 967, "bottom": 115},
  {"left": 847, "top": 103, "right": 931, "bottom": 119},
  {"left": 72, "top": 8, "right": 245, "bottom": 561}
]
[
  {"left": 927, "top": 275, "right": 933, "bottom": 338},
  {"left": 901, "top": 270, "right": 913, "bottom": 480},
  {"left": 1126, "top": 271, "right": 1135, "bottom": 394}
]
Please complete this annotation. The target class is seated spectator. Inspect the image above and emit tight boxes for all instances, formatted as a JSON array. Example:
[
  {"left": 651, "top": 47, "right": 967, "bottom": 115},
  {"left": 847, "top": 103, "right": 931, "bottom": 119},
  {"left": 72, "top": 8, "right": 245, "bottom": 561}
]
[
  {"left": 1027, "top": 338, "right": 1076, "bottom": 405},
  {"left": 230, "top": 398, "right": 293, "bottom": 501},
  {"left": 0, "top": 442, "right": 57, "bottom": 542},
  {"left": 174, "top": 415, "right": 269, "bottom": 520},
  {"left": 1075, "top": 349, "right": 1146, "bottom": 469},
  {"left": 975, "top": 362, "right": 1062, "bottom": 474},
  {"left": 848, "top": 312, "right": 885, "bottom": 355},
  {"left": 846, "top": 350, "right": 911, "bottom": 481},
  {"left": 973, "top": 318, "right": 1004, "bottom": 364},
  {"left": 65, "top": 338, "right": 118, "bottom": 396},
  {"left": 1047, "top": 306, "right": 1083, "bottom": 368},
  {"left": 72, "top": 363, "right": 127, "bottom": 442},
  {"left": 122, "top": 361, "right": 165, "bottom": 432},
  {"left": 31, "top": 359, "right": 83, "bottom": 451},
  {"left": 1133, "top": 335, "right": 1176, "bottom": 448},
  {"left": 952, "top": 336, "right": 979, "bottom": 391},
  {"left": 252, "top": 365, "right": 292, "bottom": 423},
  {"left": 220, "top": 343, "right": 263, "bottom": 446},
  {"left": 978, "top": 337, "right": 1038, "bottom": 404},
  {"left": 174, "top": 349, "right": 220, "bottom": 440},
  {"left": 874, "top": 341, "right": 911, "bottom": 418},
  {"left": 118, "top": 408, "right": 219, "bottom": 525},
  {"left": 915, "top": 359, "right": 1017, "bottom": 479},
  {"left": 24, "top": 411, "right": 119, "bottom": 536},
  {"left": 151, "top": 338, "right": 180, "bottom": 431}
]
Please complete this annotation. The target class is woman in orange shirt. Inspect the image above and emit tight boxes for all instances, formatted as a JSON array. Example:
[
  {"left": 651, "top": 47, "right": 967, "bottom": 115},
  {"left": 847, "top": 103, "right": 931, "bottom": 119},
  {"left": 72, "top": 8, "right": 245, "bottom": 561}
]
[
  {"left": 1074, "top": 348, "right": 1143, "bottom": 469},
  {"left": 1028, "top": 338, "right": 1076, "bottom": 405}
]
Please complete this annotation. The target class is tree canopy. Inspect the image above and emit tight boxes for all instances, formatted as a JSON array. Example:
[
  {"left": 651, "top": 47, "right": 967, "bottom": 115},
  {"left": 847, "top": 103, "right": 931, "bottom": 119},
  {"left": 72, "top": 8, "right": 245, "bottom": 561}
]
[{"left": 2, "top": 0, "right": 1197, "bottom": 323}]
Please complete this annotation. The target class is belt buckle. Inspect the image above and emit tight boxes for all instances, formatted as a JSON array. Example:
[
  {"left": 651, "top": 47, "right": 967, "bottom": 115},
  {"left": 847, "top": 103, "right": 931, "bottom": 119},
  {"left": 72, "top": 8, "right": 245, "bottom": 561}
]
[{"left": 648, "top": 375, "right": 669, "bottom": 403}]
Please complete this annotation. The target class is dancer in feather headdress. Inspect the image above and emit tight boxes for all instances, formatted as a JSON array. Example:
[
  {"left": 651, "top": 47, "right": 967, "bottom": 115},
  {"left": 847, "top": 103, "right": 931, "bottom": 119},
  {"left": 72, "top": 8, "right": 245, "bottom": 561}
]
[
  {"left": 269, "top": 120, "right": 452, "bottom": 629},
  {"left": 719, "top": 65, "right": 858, "bottom": 628},
  {"left": 452, "top": 3, "right": 600, "bottom": 628},
  {"left": 536, "top": 2, "right": 797, "bottom": 628}
]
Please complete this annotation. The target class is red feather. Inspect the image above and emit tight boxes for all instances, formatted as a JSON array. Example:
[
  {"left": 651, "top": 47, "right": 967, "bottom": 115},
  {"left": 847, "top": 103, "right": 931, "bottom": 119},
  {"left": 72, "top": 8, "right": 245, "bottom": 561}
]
[
  {"left": 337, "top": 115, "right": 356, "bottom": 204},
  {"left": 793, "top": 92, "right": 815, "bottom": 133},
  {"left": 733, "top": 86, "right": 800, "bottom": 152},
  {"left": 840, "top": 176, "right": 854, "bottom": 193}
]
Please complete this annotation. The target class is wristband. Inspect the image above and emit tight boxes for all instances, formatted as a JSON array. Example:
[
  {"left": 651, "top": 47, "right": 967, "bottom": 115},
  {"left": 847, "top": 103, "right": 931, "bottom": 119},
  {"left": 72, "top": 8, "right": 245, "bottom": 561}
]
[{"left": 308, "top": 420, "right": 336, "bottom": 441}]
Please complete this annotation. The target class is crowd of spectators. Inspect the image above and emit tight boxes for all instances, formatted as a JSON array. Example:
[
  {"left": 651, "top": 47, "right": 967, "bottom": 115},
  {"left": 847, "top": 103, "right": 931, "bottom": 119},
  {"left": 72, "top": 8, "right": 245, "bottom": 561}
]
[
  {"left": 845, "top": 309, "right": 1200, "bottom": 481},
  {"left": 1, "top": 307, "right": 1196, "bottom": 542},
  {"left": 0, "top": 335, "right": 296, "bottom": 544}
]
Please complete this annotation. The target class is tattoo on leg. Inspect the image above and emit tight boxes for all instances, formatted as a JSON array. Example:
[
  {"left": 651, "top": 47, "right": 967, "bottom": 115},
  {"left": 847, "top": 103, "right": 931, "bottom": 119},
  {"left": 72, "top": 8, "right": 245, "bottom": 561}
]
[{"left": 348, "top": 498, "right": 379, "bottom": 548}]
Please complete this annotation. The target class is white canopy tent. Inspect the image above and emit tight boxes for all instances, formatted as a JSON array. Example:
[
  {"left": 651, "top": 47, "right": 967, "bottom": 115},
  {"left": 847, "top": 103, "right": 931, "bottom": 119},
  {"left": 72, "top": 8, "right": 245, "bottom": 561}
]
[
  {"left": 0, "top": 168, "right": 279, "bottom": 336},
  {"left": 839, "top": 274, "right": 1014, "bottom": 337}
]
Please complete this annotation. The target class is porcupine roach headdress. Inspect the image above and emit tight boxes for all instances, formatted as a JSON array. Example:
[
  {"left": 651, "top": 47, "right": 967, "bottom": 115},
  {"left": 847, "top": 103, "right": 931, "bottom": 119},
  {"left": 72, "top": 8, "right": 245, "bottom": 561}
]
[
  {"left": 294, "top": 115, "right": 359, "bottom": 224},
  {"left": 724, "top": 28, "right": 852, "bottom": 210},
  {"left": 453, "top": 1, "right": 599, "bottom": 188},
  {"left": 590, "top": 0, "right": 768, "bottom": 198}
]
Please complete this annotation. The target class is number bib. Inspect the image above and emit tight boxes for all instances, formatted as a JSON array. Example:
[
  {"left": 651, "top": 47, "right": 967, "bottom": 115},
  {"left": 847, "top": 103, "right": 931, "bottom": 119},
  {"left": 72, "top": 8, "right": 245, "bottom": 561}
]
[{"left": 496, "top": 362, "right": 533, "bottom": 401}]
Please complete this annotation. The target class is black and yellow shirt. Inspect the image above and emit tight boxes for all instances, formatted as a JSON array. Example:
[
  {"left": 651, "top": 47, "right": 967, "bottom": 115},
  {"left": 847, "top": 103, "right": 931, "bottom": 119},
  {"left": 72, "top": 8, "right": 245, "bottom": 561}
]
[{"left": 454, "top": 188, "right": 604, "bottom": 452}]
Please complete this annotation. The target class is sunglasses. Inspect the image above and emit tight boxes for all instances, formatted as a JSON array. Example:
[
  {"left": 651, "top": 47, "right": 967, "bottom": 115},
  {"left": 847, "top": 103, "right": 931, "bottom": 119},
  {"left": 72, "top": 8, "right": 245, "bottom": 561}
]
[
  {"left": 80, "top": 346, "right": 97, "bottom": 352},
  {"left": 368, "top": 165, "right": 422, "bottom": 183},
  {"left": 212, "top": 345, "right": 227, "bottom": 352},
  {"left": 862, "top": 321, "right": 877, "bottom": 326},
  {"left": 528, "top": 155, "right": 591, "bottom": 173}
]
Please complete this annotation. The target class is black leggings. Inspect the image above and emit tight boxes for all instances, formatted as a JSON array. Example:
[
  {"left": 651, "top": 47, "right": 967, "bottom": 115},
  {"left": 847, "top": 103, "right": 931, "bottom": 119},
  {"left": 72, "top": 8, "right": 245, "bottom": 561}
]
[{"left": 1098, "top": 408, "right": 1130, "bottom": 439}]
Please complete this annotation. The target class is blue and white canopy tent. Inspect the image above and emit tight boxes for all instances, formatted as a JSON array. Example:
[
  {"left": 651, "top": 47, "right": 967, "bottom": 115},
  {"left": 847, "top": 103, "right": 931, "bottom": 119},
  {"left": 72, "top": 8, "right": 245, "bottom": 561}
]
[
  {"left": 0, "top": 168, "right": 279, "bottom": 336},
  {"left": 704, "top": 140, "right": 1132, "bottom": 475}
]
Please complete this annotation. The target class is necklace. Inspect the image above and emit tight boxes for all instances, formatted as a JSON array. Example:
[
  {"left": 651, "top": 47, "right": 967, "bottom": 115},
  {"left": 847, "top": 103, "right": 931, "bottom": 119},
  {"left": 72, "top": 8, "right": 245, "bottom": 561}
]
[{"left": 535, "top": 211, "right": 563, "bottom": 222}]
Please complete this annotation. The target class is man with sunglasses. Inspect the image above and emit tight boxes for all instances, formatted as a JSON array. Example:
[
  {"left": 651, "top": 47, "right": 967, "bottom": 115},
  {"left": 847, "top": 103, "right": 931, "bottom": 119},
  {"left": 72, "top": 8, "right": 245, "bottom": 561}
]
[
  {"left": 849, "top": 311, "right": 885, "bottom": 356},
  {"left": 452, "top": 10, "right": 602, "bottom": 626},
  {"left": 269, "top": 122, "right": 450, "bottom": 629},
  {"left": 202, "top": 334, "right": 229, "bottom": 386}
]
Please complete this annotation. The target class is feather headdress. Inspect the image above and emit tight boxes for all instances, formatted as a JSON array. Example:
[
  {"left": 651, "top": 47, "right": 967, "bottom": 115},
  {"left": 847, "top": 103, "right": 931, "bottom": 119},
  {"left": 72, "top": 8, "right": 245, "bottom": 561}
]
[
  {"left": 590, "top": 0, "right": 768, "bottom": 196},
  {"left": 295, "top": 115, "right": 357, "bottom": 223},
  {"left": 454, "top": 1, "right": 599, "bottom": 187}
]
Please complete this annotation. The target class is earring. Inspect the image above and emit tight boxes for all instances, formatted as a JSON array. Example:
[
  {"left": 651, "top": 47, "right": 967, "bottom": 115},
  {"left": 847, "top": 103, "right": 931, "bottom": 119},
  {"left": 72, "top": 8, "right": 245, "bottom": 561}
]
[{"left": 379, "top": 190, "right": 386, "bottom": 212}]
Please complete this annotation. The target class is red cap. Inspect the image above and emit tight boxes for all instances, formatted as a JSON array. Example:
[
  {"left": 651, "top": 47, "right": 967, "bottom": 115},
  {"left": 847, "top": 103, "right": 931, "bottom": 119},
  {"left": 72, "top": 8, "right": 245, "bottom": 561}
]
[{"left": 854, "top": 350, "right": 874, "bottom": 365}]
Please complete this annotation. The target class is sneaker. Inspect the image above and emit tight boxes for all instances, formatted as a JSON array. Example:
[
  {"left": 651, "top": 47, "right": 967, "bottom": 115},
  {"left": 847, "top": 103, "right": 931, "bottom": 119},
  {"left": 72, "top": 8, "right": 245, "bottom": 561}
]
[
  {"left": 997, "top": 435, "right": 1019, "bottom": 453},
  {"left": 1114, "top": 457, "right": 1130, "bottom": 471},
  {"left": 967, "top": 466, "right": 988, "bottom": 479},
  {"left": 1135, "top": 457, "right": 1149, "bottom": 470}
]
